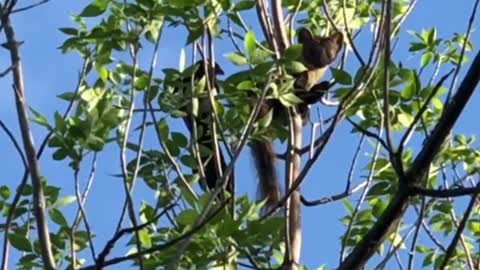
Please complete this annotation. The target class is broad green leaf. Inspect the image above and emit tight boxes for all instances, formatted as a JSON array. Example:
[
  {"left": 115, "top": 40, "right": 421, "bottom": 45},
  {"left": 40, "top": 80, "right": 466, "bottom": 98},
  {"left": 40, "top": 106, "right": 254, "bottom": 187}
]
[
  {"left": 8, "top": 234, "right": 32, "bottom": 252},
  {"left": 49, "top": 208, "right": 68, "bottom": 227},
  {"left": 244, "top": 30, "right": 256, "bottom": 57},
  {"left": 176, "top": 209, "right": 199, "bottom": 226},
  {"left": 57, "top": 91, "right": 76, "bottom": 101},
  {"left": 225, "top": 52, "right": 248, "bottom": 65},
  {"left": 421, "top": 52, "right": 433, "bottom": 68},
  {"left": 234, "top": 0, "right": 255, "bottom": 11},
  {"left": 58, "top": 28, "right": 78, "bottom": 36},
  {"left": 96, "top": 64, "right": 109, "bottom": 82},
  {"left": 256, "top": 109, "right": 272, "bottom": 128},
  {"left": 52, "top": 148, "right": 68, "bottom": 161},
  {"left": 55, "top": 195, "right": 77, "bottom": 208},
  {"left": 30, "top": 107, "right": 50, "bottom": 128},
  {"left": 237, "top": 80, "right": 254, "bottom": 90},
  {"left": 0, "top": 186, "right": 10, "bottom": 200},
  {"left": 157, "top": 118, "right": 169, "bottom": 141},
  {"left": 279, "top": 93, "right": 302, "bottom": 107},
  {"left": 331, "top": 68, "right": 352, "bottom": 85},
  {"left": 79, "top": 0, "right": 109, "bottom": 17},
  {"left": 285, "top": 61, "right": 307, "bottom": 74},
  {"left": 138, "top": 229, "right": 152, "bottom": 247},
  {"left": 172, "top": 132, "right": 188, "bottom": 148},
  {"left": 284, "top": 44, "right": 303, "bottom": 60}
]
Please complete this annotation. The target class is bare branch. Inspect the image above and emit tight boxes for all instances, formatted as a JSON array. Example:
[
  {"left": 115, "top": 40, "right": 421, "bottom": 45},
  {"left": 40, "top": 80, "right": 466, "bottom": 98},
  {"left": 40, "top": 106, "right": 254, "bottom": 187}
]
[
  {"left": 347, "top": 118, "right": 391, "bottom": 154},
  {"left": 411, "top": 185, "right": 480, "bottom": 198},
  {"left": 0, "top": 120, "right": 27, "bottom": 168},
  {"left": 82, "top": 199, "right": 229, "bottom": 270},
  {"left": 96, "top": 203, "right": 177, "bottom": 268},
  {"left": 0, "top": 12, "right": 56, "bottom": 270},
  {"left": 444, "top": 0, "right": 480, "bottom": 105},
  {"left": 0, "top": 64, "right": 14, "bottom": 77},
  {"left": 11, "top": 0, "right": 49, "bottom": 13},
  {"left": 301, "top": 181, "right": 367, "bottom": 206}
]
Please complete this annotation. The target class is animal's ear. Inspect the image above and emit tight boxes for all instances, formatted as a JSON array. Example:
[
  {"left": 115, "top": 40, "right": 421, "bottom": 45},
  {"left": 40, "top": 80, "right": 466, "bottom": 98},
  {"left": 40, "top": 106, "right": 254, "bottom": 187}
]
[
  {"left": 193, "top": 60, "right": 224, "bottom": 77},
  {"left": 330, "top": 32, "right": 344, "bottom": 49},
  {"left": 298, "top": 28, "right": 313, "bottom": 44},
  {"left": 214, "top": 62, "right": 224, "bottom": 75}
]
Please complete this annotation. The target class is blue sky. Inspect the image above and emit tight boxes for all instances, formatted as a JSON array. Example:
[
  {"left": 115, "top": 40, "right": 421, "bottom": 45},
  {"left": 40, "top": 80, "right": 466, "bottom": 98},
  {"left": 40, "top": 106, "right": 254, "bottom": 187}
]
[{"left": 1, "top": 0, "right": 479, "bottom": 269}]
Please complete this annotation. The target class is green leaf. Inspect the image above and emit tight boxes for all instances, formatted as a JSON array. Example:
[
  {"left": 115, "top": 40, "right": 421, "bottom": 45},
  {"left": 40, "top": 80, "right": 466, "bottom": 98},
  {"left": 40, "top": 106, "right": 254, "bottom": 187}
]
[
  {"left": 284, "top": 44, "right": 303, "bottom": 60},
  {"left": 409, "top": 42, "right": 427, "bottom": 52},
  {"left": 401, "top": 83, "right": 415, "bottom": 100},
  {"left": 86, "top": 135, "right": 105, "bottom": 151},
  {"left": 58, "top": 28, "right": 78, "bottom": 36},
  {"left": 284, "top": 61, "right": 307, "bottom": 74},
  {"left": 279, "top": 93, "right": 302, "bottom": 107},
  {"left": 397, "top": 113, "right": 413, "bottom": 128},
  {"left": 172, "top": 132, "right": 188, "bottom": 148},
  {"left": 421, "top": 52, "right": 433, "bottom": 68},
  {"left": 250, "top": 48, "right": 272, "bottom": 65},
  {"left": 427, "top": 28, "right": 436, "bottom": 46},
  {"left": 55, "top": 195, "right": 77, "bottom": 208},
  {"left": 256, "top": 109, "right": 272, "bottom": 128},
  {"left": 57, "top": 91, "right": 77, "bottom": 101},
  {"left": 138, "top": 229, "right": 152, "bottom": 247},
  {"left": 30, "top": 107, "right": 50, "bottom": 128},
  {"left": 157, "top": 118, "right": 169, "bottom": 141},
  {"left": 342, "top": 199, "right": 354, "bottom": 214},
  {"left": 79, "top": 0, "right": 109, "bottom": 17},
  {"left": 236, "top": 80, "right": 254, "bottom": 90},
  {"left": 0, "top": 185, "right": 10, "bottom": 200},
  {"left": 431, "top": 97, "right": 443, "bottom": 111},
  {"left": 96, "top": 64, "right": 109, "bottom": 82},
  {"left": 52, "top": 148, "right": 68, "bottom": 161},
  {"left": 233, "top": 0, "right": 255, "bottom": 11},
  {"left": 244, "top": 30, "right": 256, "bottom": 57},
  {"left": 49, "top": 208, "right": 68, "bottom": 227},
  {"left": 331, "top": 68, "right": 352, "bottom": 85},
  {"left": 422, "top": 252, "right": 434, "bottom": 267},
  {"left": 225, "top": 52, "right": 248, "bottom": 65},
  {"left": 8, "top": 234, "right": 32, "bottom": 252},
  {"left": 134, "top": 76, "right": 149, "bottom": 90},
  {"left": 176, "top": 209, "right": 199, "bottom": 226}
]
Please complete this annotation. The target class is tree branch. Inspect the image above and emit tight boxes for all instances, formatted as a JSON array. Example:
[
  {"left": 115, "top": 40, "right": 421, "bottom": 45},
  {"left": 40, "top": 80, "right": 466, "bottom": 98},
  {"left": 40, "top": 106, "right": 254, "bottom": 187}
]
[
  {"left": 411, "top": 185, "right": 480, "bottom": 198},
  {"left": 0, "top": 12, "right": 56, "bottom": 270},
  {"left": 338, "top": 46, "right": 480, "bottom": 270}
]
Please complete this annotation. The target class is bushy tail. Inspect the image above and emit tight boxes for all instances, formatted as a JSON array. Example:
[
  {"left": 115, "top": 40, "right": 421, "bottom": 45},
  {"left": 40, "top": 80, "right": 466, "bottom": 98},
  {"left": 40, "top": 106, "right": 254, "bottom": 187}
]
[{"left": 250, "top": 139, "right": 280, "bottom": 208}]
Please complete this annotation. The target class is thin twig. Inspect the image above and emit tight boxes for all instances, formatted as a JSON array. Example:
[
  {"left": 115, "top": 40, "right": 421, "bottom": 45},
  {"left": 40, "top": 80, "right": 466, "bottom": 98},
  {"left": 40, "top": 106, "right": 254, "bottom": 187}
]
[
  {"left": 301, "top": 181, "right": 367, "bottom": 206},
  {"left": 11, "top": 0, "right": 49, "bottom": 13},
  {"left": 96, "top": 203, "right": 177, "bottom": 268},
  {"left": 72, "top": 154, "right": 98, "bottom": 265},
  {"left": 411, "top": 185, "right": 480, "bottom": 198},
  {"left": 398, "top": 70, "right": 454, "bottom": 153},
  {"left": 439, "top": 183, "right": 479, "bottom": 269},
  {"left": 0, "top": 120, "right": 27, "bottom": 168},
  {"left": 347, "top": 118, "right": 391, "bottom": 154},
  {"left": 407, "top": 196, "right": 425, "bottom": 270},
  {"left": 339, "top": 136, "right": 382, "bottom": 262},
  {"left": 82, "top": 198, "right": 229, "bottom": 270},
  {"left": 444, "top": 0, "right": 480, "bottom": 106}
]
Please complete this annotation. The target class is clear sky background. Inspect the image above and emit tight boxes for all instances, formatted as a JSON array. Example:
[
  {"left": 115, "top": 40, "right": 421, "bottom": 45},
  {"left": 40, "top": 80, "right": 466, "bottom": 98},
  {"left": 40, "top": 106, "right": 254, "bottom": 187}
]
[{"left": 1, "top": 0, "right": 479, "bottom": 269}]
